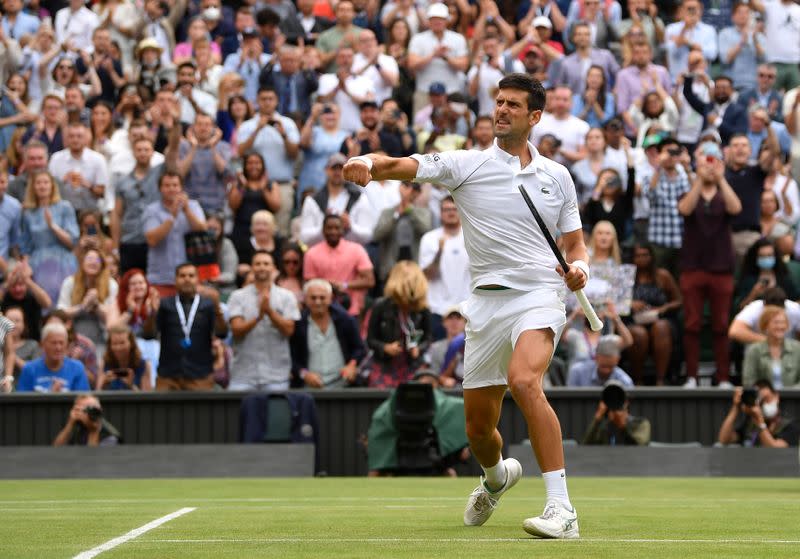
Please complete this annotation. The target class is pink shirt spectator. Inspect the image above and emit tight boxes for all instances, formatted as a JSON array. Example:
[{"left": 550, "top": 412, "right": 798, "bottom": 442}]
[
  {"left": 303, "top": 239, "right": 373, "bottom": 316},
  {"left": 173, "top": 42, "right": 222, "bottom": 63}
]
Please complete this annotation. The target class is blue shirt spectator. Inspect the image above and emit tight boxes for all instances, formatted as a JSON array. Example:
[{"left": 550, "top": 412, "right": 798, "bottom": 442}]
[
  {"left": 0, "top": 174, "right": 21, "bottom": 262},
  {"left": 222, "top": 34, "right": 271, "bottom": 103},
  {"left": 567, "top": 359, "right": 634, "bottom": 388},
  {"left": 17, "top": 322, "right": 90, "bottom": 392},
  {"left": 665, "top": 0, "right": 718, "bottom": 81},
  {"left": 718, "top": 4, "right": 766, "bottom": 92},
  {"left": 1, "top": 4, "right": 40, "bottom": 40}
]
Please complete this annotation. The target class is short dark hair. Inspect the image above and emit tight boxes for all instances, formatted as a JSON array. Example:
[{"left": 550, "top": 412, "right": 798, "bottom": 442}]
[
  {"left": 714, "top": 75, "right": 733, "bottom": 86},
  {"left": 497, "top": 73, "right": 545, "bottom": 112},
  {"left": 175, "top": 262, "right": 196, "bottom": 276},
  {"left": 474, "top": 115, "right": 493, "bottom": 127},
  {"left": 251, "top": 249, "right": 274, "bottom": 265},
  {"left": 763, "top": 287, "right": 788, "bottom": 307},
  {"left": 322, "top": 214, "right": 342, "bottom": 227},
  {"left": 177, "top": 61, "right": 196, "bottom": 73},
  {"left": 658, "top": 137, "right": 680, "bottom": 151},
  {"left": 754, "top": 379, "right": 776, "bottom": 393},
  {"left": 440, "top": 195, "right": 455, "bottom": 208},
  {"left": 257, "top": 85, "right": 278, "bottom": 97},
  {"left": 158, "top": 170, "right": 183, "bottom": 189},
  {"left": 256, "top": 7, "right": 280, "bottom": 26}
]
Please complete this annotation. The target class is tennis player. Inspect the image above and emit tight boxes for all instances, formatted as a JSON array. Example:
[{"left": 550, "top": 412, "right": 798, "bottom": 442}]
[{"left": 343, "top": 73, "right": 587, "bottom": 539}]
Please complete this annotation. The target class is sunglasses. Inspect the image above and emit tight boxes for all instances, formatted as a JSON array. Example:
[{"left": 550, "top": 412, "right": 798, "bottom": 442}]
[{"left": 758, "top": 73, "right": 776, "bottom": 79}]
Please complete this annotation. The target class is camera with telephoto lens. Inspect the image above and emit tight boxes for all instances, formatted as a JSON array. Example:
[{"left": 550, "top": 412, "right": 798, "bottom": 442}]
[
  {"left": 84, "top": 406, "right": 102, "bottom": 421},
  {"left": 601, "top": 382, "right": 627, "bottom": 411},
  {"left": 741, "top": 387, "right": 758, "bottom": 407}
]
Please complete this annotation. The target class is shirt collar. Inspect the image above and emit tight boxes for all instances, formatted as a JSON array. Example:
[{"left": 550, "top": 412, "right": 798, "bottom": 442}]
[{"left": 491, "top": 138, "right": 544, "bottom": 174}]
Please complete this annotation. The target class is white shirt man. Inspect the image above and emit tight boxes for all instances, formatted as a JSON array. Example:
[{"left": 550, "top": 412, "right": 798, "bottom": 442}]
[
  {"left": 530, "top": 87, "right": 590, "bottom": 168},
  {"left": 418, "top": 197, "right": 471, "bottom": 317},
  {"left": 730, "top": 299, "right": 800, "bottom": 340},
  {"left": 352, "top": 29, "right": 399, "bottom": 105},
  {"left": 54, "top": 1, "right": 99, "bottom": 52},
  {"left": 227, "top": 251, "right": 300, "bottom": 391},
  {"left": 760, "top": 0, "right": 800, "bottom": 66},
  {"left": 467, "top": 38, "right": 525, "bottom": 117},
  {"left": 407, "top": 3, "right": 469, "bottom": 96},
  {"left": 47, "top": 124, "right": 110, "bottom": 212}
]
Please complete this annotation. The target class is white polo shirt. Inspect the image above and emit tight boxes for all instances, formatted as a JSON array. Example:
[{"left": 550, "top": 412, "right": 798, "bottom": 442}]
[
  {"left": 733, "top": 299, "right": 800, "bottom": 337},
  {"left": 411, "top": 140, "right": 582, "bottom": 293},
  {"left": 47, "top": 147, "right": 110, "bottom": 210},
  {"left": 418, "top": 226, "right": 471, "bottom": 315}
]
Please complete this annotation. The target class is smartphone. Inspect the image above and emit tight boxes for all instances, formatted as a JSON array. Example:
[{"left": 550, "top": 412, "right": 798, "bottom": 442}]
[{"left": 87, "top": 224, "right": 97, "bottom": 236}]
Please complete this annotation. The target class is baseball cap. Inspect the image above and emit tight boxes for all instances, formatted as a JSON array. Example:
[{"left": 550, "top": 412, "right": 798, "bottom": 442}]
[
  {"left": 699, "top": 141, "right": 723, "bottom": 160},
  {"left": 533, "top": 16, "right": 553, "bottom": 29},
  {"left": 427, "top": 2, "right": 450, "bottom": 20},
  {"left": 444, "top": 305, "right": 463, "bottom": 318},
  {"left": 326, "top": 153, "right": 347, "bottom": 168},
  {"left": 642, "top": 134, "right": 662, "bottom": 149},
  {"left": 698, "top": 128, "right": 722, "bottom": 144},
  {"left": 429, "top": 82, "right": 446, "bottom": 95}
]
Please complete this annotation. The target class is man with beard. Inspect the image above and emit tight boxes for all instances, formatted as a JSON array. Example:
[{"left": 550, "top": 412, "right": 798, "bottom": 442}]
[
  {"left": 683, "top": 74, "right": 747, "bottom": 144},
  {"left": 174, "top": 61, "right": 217, "bottom": 126},
  {"left": 303, "top": 214, "right": 374, "bottom": 317},
  {"left": 343, "top": 73, "right": 587, "bottom": 538},
  {"left": 317, "top": 47, "right": 376, "bottom": 135},
  {"left": 175, "top": 113, "right": 231, "bottom": 214},
  {"left": 143, "top": 262, "right": 228, "bottom": 391},
  {"left": 228, "top": 250, "right": 299, "bottom": 391},
  {"left": 615, "top": 41, "right": 671, "bottom": 124},
  {"left": 299, "top": 153, "right": 374, "bottom": 246}
]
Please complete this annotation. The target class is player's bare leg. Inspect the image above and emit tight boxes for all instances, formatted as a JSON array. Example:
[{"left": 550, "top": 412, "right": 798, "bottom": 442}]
[
  {"left": 462, "top": 385, "right": 523, "bottom": 526},
  {"left": 508, "top": 328, "right": 579, "bottom": 539}
]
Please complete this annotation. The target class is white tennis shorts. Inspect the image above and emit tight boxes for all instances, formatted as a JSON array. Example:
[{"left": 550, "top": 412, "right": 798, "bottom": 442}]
[{"left": 459, "top": 287, "right": 566, "bottom": 389}]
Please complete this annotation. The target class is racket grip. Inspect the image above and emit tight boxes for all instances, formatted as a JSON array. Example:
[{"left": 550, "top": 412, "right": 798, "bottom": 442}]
[{"left": 575, "top": 290, "right": 603, "bottom": 332}]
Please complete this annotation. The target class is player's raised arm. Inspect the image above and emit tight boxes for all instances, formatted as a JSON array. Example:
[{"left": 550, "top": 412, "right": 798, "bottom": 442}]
[{"left": 343, "top": 154, "right": 420, "bottom": 187}]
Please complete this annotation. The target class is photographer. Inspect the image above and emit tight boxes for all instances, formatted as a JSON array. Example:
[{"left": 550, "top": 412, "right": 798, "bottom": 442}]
[
  {"left": 718, "top": 381, "right": 799, "bottom": 447},
  {"left": 583, "top": 382, "right": 651, "bottom": 446},
  {"left": 53, "top": 394, "right": 121, "bottom": 447}
]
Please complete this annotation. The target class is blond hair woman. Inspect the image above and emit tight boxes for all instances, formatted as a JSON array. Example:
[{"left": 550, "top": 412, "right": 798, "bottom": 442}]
[
  {"left": 19, "top": 170, "right": 79, "bottom": 304},
  {"left": 587, "top": 220, "right": 622, "bottom": 265},
  {"left": 56, "top": 248, "right": 119, "bottom": 349},
  {"left": 365, "top": 261, "right": 432, "bottom": 388}
]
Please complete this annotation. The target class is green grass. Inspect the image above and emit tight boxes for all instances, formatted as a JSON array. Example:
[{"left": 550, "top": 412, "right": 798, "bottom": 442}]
[{"left": 1, "top": 477, "right": 799, "bottom": 558}]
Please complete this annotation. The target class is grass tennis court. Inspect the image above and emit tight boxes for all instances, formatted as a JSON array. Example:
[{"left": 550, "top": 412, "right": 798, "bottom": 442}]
[{"left": 1, "top": 477, "right": 798, "bottom": 558}]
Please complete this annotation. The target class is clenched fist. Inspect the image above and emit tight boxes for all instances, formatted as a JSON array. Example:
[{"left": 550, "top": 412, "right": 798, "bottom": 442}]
[{"left": 343, "top": 158, "right": 373, "bottom": 186}]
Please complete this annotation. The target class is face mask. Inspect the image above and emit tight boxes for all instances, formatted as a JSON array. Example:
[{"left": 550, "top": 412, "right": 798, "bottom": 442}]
[
  {"left": 757, "top": 256, "right": 776, "bottom": 270},
  {"left": 143, "top": 58, "right": 159, "bottom": 68},
  {"left": 202, "top": 6, "right": 221, "bottom": 20},
  {"left": 761, "top": 401, "right": 778, "bottom": 419}
]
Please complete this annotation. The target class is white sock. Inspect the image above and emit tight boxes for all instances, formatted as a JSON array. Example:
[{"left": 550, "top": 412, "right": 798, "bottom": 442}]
[
  {"left": 482, "top": 458, "right": 507, "bottom": 492},
  {"left": 542, "top": 469, "right": 572, "bottom": 509}
]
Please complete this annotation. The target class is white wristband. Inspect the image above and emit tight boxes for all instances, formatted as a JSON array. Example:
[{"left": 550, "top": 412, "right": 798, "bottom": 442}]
[
  {"left": 571, "top": 259, "right": 590, "bottom": 281},
  {"left": 351, "top": 156, "right": 374, "bottom": 170}
]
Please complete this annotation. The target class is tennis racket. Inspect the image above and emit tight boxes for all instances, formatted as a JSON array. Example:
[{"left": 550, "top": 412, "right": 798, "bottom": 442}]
[{"left": 517, "top": 184, "right": 603, "bottom": 332}]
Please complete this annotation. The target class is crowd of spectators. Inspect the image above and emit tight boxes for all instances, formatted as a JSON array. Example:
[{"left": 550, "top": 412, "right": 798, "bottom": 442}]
[{"left": 0, "top": 0, "right": 797, "bottom": 401}]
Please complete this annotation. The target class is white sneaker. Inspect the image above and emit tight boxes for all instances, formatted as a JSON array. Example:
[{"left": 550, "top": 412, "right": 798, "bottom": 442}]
[
  {"left": 718, "top": 381, "right": 734, "bottom": 389},
  {"left": 683, "top": 377, "right": 698, "bottom": 389},
  {"left": 523, "top": 500, "right": 579, "bottom": 539},
  {"left": 463, "top": 458, "right": 522, "bottom": 526}
]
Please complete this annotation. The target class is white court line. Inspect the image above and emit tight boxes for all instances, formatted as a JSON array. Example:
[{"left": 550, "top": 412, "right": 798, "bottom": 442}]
[
  {"left": 138, "top": 537, "right": 800, "bottom": 545},
  {"left": 9, "top": 495, "right": 800, "bottom": 505},
  {"left": 72, "top": 507, "right": 196, "bottom": 559}
]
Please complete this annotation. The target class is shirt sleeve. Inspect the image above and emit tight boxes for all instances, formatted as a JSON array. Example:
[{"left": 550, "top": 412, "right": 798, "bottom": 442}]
[
  {"left": 557, "top": 169, "right": 583, "bottom": 234},
  {"left": 283, "top": 117, "right": 300, "bottom": 144},
  {"left": 410, "top": 150, "right": 477, "bottom": 191},
  {"left": 227, "top": 290, "right": 244, "bottom": 319},
  {"left": 142, "top": 203, "right": 161, "bottom": 235},
  {"left": 279, "top": 291, "right": 301, "bottom": 321},
  {"left": 417, "top": 230, "right": 440, "bottom": 270},
  {"left": 71, "top": 362, "right": 91, "bottom": 391},
  {"left": 317, "top": 73, "right": 338, "bottom": 97},
  {"left": 734, "top": 301, "right": 761, "bottom": 329},
  {"left": 355, "top": 245, "right": 374, "bottom": 271},
  {"left": 17, "top": 363, "right": 33, "bottom": 391}
]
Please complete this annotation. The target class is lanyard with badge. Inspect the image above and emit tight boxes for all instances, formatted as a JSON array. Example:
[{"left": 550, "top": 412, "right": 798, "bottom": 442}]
[{"left": 175, "top": 295, "right": 200, "bottom": 349}]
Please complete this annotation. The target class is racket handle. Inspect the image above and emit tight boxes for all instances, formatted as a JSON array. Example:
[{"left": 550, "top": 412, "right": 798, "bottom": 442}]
[{"left": 575, "top": 290, "right": 603, "bottom": 332}]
